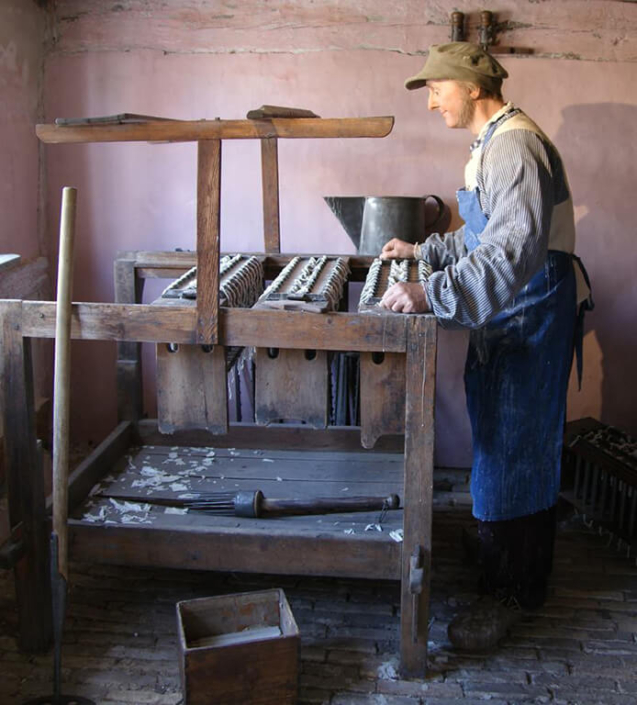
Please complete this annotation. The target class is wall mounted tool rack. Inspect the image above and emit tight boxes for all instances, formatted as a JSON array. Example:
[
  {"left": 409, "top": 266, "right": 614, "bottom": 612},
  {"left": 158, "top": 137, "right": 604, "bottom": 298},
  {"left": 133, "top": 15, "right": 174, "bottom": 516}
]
[{"left": 2, "top": 113, "right": 437, "bottom": 676}]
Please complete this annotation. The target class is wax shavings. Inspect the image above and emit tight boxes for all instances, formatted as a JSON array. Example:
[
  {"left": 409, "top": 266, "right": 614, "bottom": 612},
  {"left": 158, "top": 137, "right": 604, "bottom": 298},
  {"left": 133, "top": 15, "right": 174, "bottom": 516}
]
[
  {"left": 121, "top": 514, "right": 152, "bottom": 524},
  {"left": 389, "top": 529, "right": 404, "bottom": 543},
  {"left": 82, "top": 506, "right": 108, "bottom": 522},
  {"left": 365, "top": 523, "right": 383, "bottom": 532},
  {"left": 109, "top": 499, "right": 151, "bottom": 513},
  {"left": 377, "top": 658, "right": 399, "bottom": 680}
]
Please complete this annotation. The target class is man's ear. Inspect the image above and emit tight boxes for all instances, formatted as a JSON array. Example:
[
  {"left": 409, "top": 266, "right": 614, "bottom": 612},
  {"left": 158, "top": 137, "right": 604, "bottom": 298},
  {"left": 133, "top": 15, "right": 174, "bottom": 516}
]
[{"left": 468, "top": 83, "right": 482, "bottom": 100}]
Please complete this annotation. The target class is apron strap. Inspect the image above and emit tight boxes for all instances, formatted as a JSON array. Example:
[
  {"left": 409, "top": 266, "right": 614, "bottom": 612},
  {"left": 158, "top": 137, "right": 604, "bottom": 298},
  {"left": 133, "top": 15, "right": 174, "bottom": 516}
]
[{"left": 571, "top": 254, "right": 595, "bottom": 390}]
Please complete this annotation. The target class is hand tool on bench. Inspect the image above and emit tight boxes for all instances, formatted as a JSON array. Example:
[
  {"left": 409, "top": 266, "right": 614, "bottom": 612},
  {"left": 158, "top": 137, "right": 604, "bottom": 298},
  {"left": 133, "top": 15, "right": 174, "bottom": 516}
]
[
  {"left": 25, "top": 188, "right": 95, "bottom": 705},
  {"left": 101, "top": 490, "right": 400, "bottom": 518}
]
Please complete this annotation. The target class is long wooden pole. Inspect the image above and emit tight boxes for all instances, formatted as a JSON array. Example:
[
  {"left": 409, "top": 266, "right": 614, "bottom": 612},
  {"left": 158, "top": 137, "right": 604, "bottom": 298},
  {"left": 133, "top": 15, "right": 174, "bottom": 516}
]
[{"left": 52, "top": 186, "right": 77, "bottom": 581}]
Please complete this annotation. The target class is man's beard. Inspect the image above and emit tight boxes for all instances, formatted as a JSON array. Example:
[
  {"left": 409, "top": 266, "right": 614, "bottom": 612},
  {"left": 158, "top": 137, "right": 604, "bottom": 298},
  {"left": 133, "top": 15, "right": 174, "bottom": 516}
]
[{"left": 456, "top": 93, "right": 476, "bottom": 129}]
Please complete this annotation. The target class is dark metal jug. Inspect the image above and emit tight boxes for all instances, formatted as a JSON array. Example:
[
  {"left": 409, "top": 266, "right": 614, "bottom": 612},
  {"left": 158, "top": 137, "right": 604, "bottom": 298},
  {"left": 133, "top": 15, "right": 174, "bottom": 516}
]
[{"left": 325, "top": 195, "right": 449, "bottom": 255}]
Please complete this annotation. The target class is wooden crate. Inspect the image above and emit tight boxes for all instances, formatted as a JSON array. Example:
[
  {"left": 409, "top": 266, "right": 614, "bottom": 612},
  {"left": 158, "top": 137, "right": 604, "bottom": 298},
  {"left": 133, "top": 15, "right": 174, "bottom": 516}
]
[{"left": 176, "top": 588, "right": 300, "bottom": 705}]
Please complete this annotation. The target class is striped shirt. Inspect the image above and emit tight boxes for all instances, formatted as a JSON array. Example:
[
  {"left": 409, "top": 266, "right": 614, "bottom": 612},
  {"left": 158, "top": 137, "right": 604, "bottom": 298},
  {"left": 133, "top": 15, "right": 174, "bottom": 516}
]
[{"left": 421, "top": 103, "right": 576, "bottom": 329}]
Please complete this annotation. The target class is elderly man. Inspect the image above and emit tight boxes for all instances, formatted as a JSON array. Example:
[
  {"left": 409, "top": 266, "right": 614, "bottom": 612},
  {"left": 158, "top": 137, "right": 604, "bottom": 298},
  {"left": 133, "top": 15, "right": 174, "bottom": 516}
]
[{"left": 380, "top": 42, "right": 592, "bottom": 650}]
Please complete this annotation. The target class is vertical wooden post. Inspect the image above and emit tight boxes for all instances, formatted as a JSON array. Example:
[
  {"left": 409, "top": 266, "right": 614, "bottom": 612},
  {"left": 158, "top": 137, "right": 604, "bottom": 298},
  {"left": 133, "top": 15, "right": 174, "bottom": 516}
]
[
  {"left": 400, "top": 315, "right": 437, "bottom": 676},
  {"left": 196, "top": 139, "right": 222, "bottom": 345},
  {"left": 261, "top": 137, "right": 281, "bottom": 253},
  {"left": 114, "top": 256, "right": 145, "bottom": 422},
  {"left": 0, "top": 300, "right": 52, "bottom": 651}
]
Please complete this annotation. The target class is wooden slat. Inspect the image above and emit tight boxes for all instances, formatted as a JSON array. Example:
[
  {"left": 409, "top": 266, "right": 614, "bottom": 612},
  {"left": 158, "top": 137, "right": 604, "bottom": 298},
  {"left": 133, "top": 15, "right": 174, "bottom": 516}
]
[
  {"left": 136, "top": 419, "right": 404, "bottom": 453},
  {"left": 156, "top": 343, "right": 228, "bottom": 434},
  {"left": 66, "top": 421, "right": 135, "bottom": 514},
  {"left": 196, "top": 140, "right": 221, "bottom": 344},
  {"left": 116, "top": 249, "right": 198, "bottom": 268},
  {"left": 360, "top": 351, "right": 406, "bottom": 449},
  {"left": 114, "top": 251, "right": 375, "bottom": 283},
  {"left": 0, "top": 256, "right": 50, "bottom": 300},
  {"left": 261, "top": 137, "right": 281, "bottom": 253},
  {"left": 400, "top": 316, "right": 437, "bottom": 677},
  {"left": 36, "top": 116, "right": 394, "bottom": 144},
  {"left": 20, "top": 301, "right": 412, "bottom": 352},
  {"left": 113, "top": 257, "right": 144, "bottom": 422},
  {"left": 68, "top": 521, "right": 401, "bottom": 579},
  {"left": 0, "top": 254, "right": 21, "bottom": 273},
  {"left": 133, "top": 447, "right": 404, "bottom": 475},
  {"left": 0, "top": 301, "right": 52, "bottom": 651},
  {"left": 255, "top": 348, "right": 328, "bottom": 428},
  {"left": 75, "top": 503, "right": 404, "bottom": 535}
]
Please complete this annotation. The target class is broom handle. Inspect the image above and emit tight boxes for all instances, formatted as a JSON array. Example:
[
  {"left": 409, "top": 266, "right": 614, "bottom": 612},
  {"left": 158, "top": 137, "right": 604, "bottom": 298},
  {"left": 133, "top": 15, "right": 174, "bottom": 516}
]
[
  {"left": 258, "top": 493, "right": 400, "bottom": 517},
  {"left": 52, "top": 187, "right": 77, "bottom": 582}
]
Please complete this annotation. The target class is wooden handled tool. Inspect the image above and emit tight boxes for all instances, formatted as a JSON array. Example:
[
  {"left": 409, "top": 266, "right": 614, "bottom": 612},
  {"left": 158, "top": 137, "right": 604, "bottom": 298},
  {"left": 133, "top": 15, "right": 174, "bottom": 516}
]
[
  {"left": 52, "top": 186, "right": 77, "bottom": 583},
  {"left": 26, "top": 188, "right": 96, "bottom": 704},
  {"left": 101, "top": 491, "right": 400, "bottom": 518},
  {"left": 194, "top": 490, "right": 400, "bottom": 518}
]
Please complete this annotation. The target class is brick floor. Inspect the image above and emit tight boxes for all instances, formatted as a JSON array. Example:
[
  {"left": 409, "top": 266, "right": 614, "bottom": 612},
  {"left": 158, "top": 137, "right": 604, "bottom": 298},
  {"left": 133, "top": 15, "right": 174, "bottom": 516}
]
[{"left": 1, "top": 501, "right": 636, "bottom": 704}]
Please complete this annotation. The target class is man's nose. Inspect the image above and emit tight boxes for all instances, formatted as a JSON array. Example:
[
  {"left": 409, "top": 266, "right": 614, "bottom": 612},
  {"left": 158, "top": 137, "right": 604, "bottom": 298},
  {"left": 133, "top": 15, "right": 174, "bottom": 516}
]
[{"left": 427, "top": 92, "right": 437, "bottom": 111}]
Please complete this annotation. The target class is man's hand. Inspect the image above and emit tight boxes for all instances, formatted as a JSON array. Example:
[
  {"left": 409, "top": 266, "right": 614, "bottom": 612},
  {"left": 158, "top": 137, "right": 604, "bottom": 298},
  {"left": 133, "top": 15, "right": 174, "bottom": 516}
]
[
  {"left": 380, "top": 238, "right": 416, "bottom": 260},
  {"left": 379, "top": 282, "right": 430, "bottom": 314}
]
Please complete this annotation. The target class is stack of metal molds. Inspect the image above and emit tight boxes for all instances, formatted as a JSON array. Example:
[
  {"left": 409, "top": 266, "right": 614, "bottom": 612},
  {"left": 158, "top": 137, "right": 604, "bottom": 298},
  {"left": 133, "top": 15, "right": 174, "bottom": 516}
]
[{"left": 562, "top": 418, "right": 637, "bottom": 554}]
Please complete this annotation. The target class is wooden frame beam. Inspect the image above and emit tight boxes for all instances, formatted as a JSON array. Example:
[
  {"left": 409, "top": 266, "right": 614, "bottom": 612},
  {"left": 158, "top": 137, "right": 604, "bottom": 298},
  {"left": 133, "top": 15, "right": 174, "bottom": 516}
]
[
  {"left": 261, "top": 137, "right": 281, "bottom": 253},
  {"left": 36, "top": 117, "right": 394, "bottom": 144},
  {"left": 196, "top": 140, "right": 222, "bottom": 344},
  {"left": 20, "top": 301, "right": 411, "bottom": 352}
]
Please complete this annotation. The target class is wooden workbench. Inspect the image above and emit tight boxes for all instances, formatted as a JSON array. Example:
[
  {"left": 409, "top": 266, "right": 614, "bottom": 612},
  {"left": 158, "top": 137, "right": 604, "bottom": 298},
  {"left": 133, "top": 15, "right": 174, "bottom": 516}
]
[{"left": 1, "top": 114, "right": 438, "bottom": 677}]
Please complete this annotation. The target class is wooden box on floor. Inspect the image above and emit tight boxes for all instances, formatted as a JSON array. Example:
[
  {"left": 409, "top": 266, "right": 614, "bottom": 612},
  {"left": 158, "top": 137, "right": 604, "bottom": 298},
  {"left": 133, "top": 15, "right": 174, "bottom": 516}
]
[{"left": 176, "top": 588, "right": 300, "bottom": 705}]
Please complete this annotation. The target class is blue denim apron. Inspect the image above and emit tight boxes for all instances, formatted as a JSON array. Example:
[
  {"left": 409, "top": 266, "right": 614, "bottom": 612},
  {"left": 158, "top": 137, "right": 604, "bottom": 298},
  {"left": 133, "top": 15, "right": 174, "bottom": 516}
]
[{"left": 460, "top": 118, "right": 583, "bottom": 522}]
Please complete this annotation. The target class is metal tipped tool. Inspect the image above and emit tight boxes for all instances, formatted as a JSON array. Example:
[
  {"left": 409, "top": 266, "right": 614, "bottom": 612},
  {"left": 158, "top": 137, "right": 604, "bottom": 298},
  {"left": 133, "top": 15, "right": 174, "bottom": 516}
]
[{"left": 101, "top": 490, "right": 400, "bottom": 519}]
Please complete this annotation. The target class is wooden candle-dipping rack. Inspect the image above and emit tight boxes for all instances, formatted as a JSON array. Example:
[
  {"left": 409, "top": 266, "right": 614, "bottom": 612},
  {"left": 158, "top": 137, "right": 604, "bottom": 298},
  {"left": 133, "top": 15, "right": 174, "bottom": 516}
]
[{"left": 1, "top": 111, "right": 438, "bottom": 676}]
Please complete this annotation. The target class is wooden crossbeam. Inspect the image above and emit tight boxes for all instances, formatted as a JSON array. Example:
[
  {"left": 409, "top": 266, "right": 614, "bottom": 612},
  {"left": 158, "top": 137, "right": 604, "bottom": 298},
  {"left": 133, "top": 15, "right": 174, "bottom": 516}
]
[
  {"left": 19, "top": 301, "right": 411, "bottom": 352},
  {"left": 36, "top": 117, "right": 394, "bottom": 144}
]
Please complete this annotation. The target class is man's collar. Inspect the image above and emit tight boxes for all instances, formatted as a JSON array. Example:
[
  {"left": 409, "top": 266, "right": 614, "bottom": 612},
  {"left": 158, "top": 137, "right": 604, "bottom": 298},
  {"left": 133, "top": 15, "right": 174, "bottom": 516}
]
[{"left": 470, "top": 102, "right": 515, "bottom": 152}]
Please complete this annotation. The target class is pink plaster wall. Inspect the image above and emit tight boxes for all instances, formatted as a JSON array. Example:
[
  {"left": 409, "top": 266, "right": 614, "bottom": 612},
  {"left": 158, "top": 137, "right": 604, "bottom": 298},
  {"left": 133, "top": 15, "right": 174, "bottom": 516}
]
[
  {"left": 0, "top": 0, "right": 46, "bottom": 260},
  {"left": 41, "top": 2, "right": 637, "bottom": 463}
]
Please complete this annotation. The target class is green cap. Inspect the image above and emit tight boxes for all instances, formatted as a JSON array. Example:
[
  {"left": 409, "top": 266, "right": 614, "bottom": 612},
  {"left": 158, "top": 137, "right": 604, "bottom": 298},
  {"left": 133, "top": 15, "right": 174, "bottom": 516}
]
[{"left": 405, "top": 42, "right": 508, "bottom": 93}]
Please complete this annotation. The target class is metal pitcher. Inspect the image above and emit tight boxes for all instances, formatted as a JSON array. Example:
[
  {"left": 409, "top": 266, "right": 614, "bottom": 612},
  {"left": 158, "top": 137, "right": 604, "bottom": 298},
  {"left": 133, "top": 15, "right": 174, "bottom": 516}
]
[{"left": 324, "top": 195, "right": 449, "bottom": 255}]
